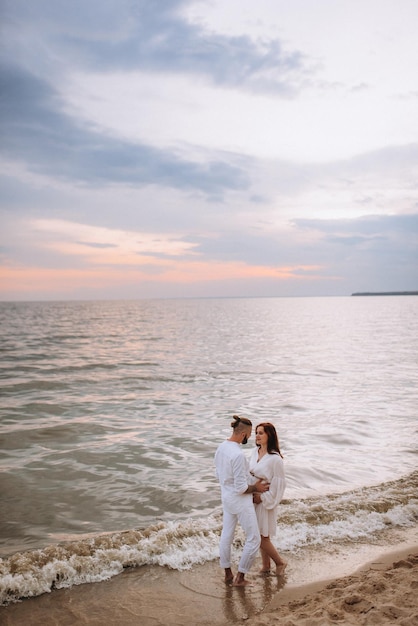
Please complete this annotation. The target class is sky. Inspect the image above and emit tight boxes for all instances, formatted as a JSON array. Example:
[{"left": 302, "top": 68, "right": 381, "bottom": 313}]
[{"left": 1, "top": 0, "right": 417, "bottom": 300}]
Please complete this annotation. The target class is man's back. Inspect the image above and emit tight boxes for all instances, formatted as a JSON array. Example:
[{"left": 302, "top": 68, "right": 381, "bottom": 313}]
[{"left": 215, "top": 440, "right": 250, "bottom": 509}]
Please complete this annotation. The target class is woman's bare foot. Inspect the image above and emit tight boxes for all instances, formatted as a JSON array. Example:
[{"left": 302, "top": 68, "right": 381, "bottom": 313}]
[
  {"left": 276, "top": 561, "right": 287, "bottom": 576},
  {"left": 259, "top": 568, "right": 271, "bottom": 575}
]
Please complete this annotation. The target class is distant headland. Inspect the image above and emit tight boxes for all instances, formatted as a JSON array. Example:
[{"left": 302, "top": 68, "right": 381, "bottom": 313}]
[{"left": 351, "top": 291, "right": 418, "bottom": 296}]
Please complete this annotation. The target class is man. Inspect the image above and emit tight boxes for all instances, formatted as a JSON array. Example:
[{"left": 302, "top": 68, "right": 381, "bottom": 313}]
[{"left": 215, "top": 415, "right": 269, "bottom": 586}]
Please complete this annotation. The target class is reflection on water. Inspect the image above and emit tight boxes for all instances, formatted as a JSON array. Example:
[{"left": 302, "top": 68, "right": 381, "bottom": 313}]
[{"left": 220, "top": 572, "right": 287, "bottom": 623}]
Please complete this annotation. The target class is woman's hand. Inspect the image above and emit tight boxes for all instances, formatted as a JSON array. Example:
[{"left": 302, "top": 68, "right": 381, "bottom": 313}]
[{"left": 253, "top": 493, "right": 262, "bottom": 504}]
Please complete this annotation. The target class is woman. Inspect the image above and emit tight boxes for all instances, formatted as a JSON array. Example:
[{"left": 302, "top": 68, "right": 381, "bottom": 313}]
[{"left": 249, "top": 422, "right": 287, "bottom": 575}]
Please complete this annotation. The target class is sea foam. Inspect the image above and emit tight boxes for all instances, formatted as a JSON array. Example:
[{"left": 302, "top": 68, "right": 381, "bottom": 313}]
[{"left": 1, "top": 471, "right": 417, "bottom": 605}]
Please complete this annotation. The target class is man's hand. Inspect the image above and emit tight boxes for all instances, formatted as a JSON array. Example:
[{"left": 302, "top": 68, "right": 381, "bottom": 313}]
[
  {"left": 244, "top": 479, "right": 269, "bottom": 495},
  {"left": 255, "top": 479, "right": 269, "bottom": 493},
  {"left": 253, "top": 493, "right": 262, "bottom": 504}
]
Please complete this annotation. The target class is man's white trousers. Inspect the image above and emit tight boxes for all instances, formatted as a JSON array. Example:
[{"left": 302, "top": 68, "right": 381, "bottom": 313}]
[{"left": 219, "top": 504, "right": 260, "bottom": 574}]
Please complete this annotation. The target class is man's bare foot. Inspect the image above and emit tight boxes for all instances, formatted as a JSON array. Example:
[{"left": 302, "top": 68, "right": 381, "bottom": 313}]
[
  {"left": 224, "top": 567, "right": 234, "bottom": 584},
  {"left": 233, "top": 578, "right": 253, "bottom": 587},
  {"left": 276, "top": 561, "right": 287, "bottom": 576},
  {"left": 233, "top": 573, "right": 253, "bottom": 587}
]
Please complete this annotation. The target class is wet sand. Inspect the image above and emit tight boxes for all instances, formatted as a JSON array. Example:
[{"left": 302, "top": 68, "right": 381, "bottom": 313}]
[
  {"left": 2, "top": 531, "right": 418, "bottom": 625},
  {"left": 254, "top": 547, "right": 418, "bottom": 626}
]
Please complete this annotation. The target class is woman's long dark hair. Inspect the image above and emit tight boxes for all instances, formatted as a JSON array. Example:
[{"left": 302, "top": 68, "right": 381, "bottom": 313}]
[{"left": 256, "top": 422, "right": 283, "bottom": 458}]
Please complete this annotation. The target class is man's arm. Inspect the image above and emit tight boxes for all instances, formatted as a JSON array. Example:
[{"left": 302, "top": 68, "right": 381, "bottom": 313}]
[{"left": 232, "top": 455, "right": 270, "bottom": 495}]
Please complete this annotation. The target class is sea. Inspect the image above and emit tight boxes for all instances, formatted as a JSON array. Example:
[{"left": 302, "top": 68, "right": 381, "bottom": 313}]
[{"left": 0, "top": 296, "right": 417, "bottom": 607}]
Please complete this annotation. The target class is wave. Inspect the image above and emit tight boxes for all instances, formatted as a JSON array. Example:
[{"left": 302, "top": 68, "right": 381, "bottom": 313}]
[{"left": 1, "top": 471, "right": 417, "bottom": 605}]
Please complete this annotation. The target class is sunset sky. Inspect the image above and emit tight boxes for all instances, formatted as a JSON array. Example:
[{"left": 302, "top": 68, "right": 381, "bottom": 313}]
[{"left": 1, "top": 0, "right": 417, "bottom": 300}]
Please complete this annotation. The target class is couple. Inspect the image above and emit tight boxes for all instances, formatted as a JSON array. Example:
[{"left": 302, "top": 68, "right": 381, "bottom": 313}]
[{"left": 214, "top": 415, "right": 287, "bottom": 587}]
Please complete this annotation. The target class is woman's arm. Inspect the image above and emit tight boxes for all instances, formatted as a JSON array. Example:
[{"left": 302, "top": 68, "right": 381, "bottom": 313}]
[{"left": 258, "top": 455, "right": 285, "bottom": 509}]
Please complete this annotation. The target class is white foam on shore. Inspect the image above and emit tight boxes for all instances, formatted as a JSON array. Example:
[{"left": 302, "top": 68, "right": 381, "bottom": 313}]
[{"left": 1, "top": 471, "right": 417, "bottom": 605}]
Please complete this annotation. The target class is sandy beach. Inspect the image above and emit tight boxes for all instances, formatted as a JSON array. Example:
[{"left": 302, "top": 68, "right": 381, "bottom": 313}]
[
  {"left": 2, "top": 530, "right": 417, "bottom": 625},
  {"left": 250, "top": 547, "right": 418, "bottom": 626}
]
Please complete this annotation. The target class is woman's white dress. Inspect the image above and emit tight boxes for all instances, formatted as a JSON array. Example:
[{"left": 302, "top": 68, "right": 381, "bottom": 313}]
[{"left": 249, "top": 448, "right": 286, "bottom": 537}]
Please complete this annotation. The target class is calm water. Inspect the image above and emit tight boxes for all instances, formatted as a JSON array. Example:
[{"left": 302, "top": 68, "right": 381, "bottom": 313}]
[{"left": 0, "top": 296, "right": 417, "bottom": 604}]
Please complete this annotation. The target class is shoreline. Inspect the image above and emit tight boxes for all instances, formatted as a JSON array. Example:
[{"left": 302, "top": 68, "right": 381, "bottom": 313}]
[
  {"left": 254, "top": 544, "right": 418, "bottom": 625},
  {"left": 266, "top": 542, "right": 418, "bottom": 606},
  {"left": 2, "top": 527, "right": 417, "bottom": 625}
]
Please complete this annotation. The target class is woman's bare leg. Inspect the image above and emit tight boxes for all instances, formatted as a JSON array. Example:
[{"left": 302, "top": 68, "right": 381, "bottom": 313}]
[
  {"left": 260, "top": 547, "right": 271, "bottom": 573},
  {"left": 260, "top": 536, "right": 287, "bottom": 575}
]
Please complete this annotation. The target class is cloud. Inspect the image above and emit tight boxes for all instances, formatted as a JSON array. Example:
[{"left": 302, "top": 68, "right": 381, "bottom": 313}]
[
  {"left": 0, "top": 64, "right": 249, "bottom": 196},
  {"left": 76, "top": 241, "right": 118, "bottom": 249},
  {"left": 294, "top": 214, "right": 418, "bottom": 237},
  {"left": 3, "top": 210, "right": 416, "bottom": 299},
  {"left": 2, "top": 0, "right": 309, "bottom": 95},
  {"left": 291, "top": 214, "right": 418, "bottom": 290},
  {"left": 1, "top": 215, "right": 327, "bottom": 299},
  {"left": 30, "top": 218, "right": 199, "bottom": 260}
]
